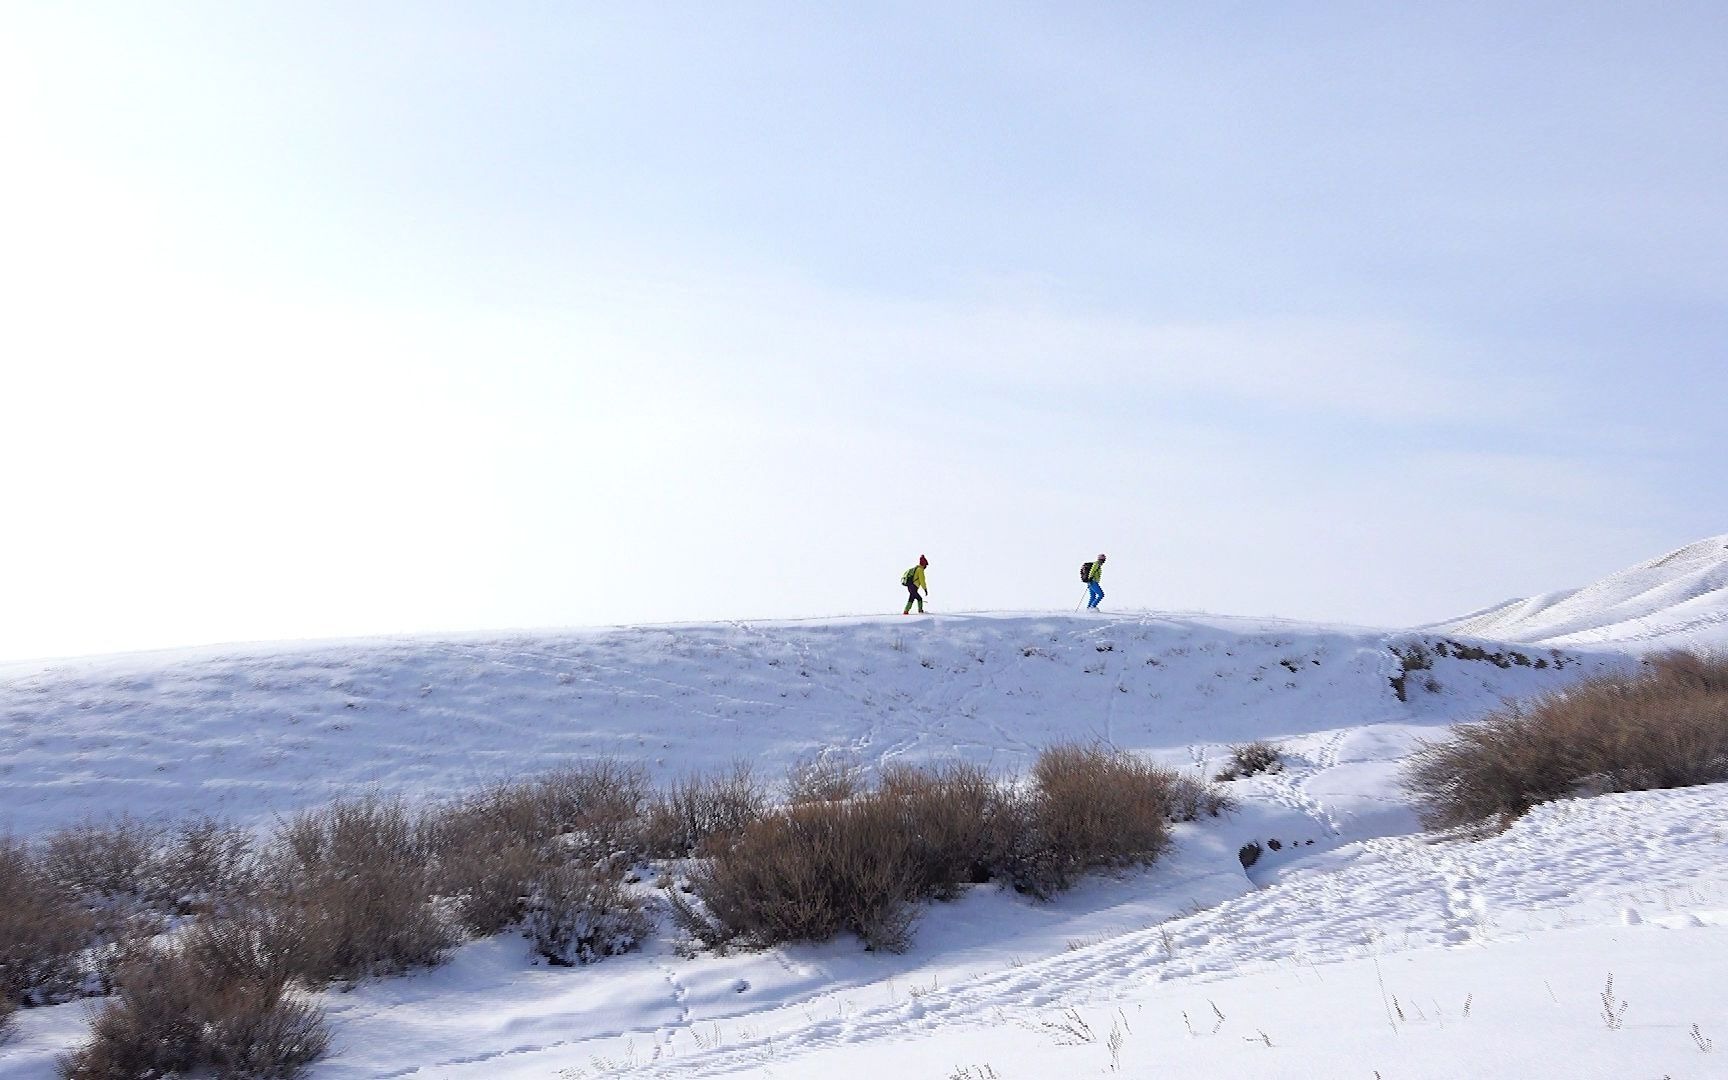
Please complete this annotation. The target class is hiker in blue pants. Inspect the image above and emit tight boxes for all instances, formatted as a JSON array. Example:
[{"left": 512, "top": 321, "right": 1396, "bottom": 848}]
[{"left": 1084, "top": 553, "right": 1107, "bottom": 609}]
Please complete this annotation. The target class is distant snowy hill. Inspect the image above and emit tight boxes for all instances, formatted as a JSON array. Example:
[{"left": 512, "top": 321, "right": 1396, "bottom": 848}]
[{"left": 1439, "top": 534, "right": 1728, "bottom": 648}]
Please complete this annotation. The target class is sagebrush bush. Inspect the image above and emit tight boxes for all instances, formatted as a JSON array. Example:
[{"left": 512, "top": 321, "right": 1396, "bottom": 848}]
[
  {"left": 1405, "top": 651, "right": 1728, "bottom": 830},
  {"left": 1008, "top": 745, "right": 1180, "bottom": 898},
  {"left": 34, "top": 817, "right": 249, "bottom": 995},
  {"left": 877, "top": 761, "right": 1022, "bottom": 900},
  {"left": 642, "top": 763, "right": 766, "bottom": 857},
  {"left": 1162, "top": 770, "right": 1236, "bottom": 821},
  {"left": 261, "top": 797, "right": 457, "bottom": 984},
  {"left": 154, "top": 817, "right": 258, "bottom": 915},
  {"left": 59, "top": 917, "right": 328, "bottom": 1080},
  {"left": 524, "top": 866, "right": 653, "bottom": 965},
  {"left": 430, "top": 762, "right": 648, "bottom": 935},
  {"left": 784, "top": 755, "right": 862, "bottom": 805},
  {"left": 38, "top": 818, "right": 165, "bottom": 904},
  {"left": 675, "top": 795, "right": 918, "bottom": 952},
  {"left": 1215, "top": 740, "right": 1282, "bottom": 782},
  {"left": 0, "top": 837, "right": 94, "bottom": 1005},
  {"left": 467, "top": 761, "right": 648, "bottom": 864}
]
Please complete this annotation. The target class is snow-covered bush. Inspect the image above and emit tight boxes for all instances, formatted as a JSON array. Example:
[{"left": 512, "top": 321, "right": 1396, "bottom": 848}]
[
  {"left": 1406, "top": 651, "right": 1728, "bottom": 829},
  {"left": 58, "top": 917, "right": 328, "bottom": 1080},
  {"left": 524, "top": 866, "right": 652, "bottom": 965}
]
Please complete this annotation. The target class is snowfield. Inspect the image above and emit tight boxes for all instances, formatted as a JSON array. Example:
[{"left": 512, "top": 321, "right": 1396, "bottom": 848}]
[{"left": 3, "top": 540, "right": 1728, "bottom": 1078}]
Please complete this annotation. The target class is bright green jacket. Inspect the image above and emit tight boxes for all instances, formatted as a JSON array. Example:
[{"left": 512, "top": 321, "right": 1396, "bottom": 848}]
[
  {"left": 904, "top": 565, "right": 928, "bottom": 591},
  {"left": 1087, "top": 560, "right": 1105, "bottom": 583}
]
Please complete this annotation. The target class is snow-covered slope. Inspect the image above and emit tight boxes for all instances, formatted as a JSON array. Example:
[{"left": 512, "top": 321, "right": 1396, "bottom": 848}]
[
  {"left": 2, "top": 609, "right": 1722, "bottom": 1080},
  {"left": 0, "top": 612, "right": 1611, "bottom": 841},
  {"left": 1441, "top": 534, "right": 1728, "bottom": 648}
]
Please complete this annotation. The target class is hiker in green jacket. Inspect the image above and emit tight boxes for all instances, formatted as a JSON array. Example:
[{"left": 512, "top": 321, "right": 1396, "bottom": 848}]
[
  {"left": 1085, "top": 553, "right": 1107, "bottom": 609},
  {"left": 902, "top": 555, "right": 929, "bottom": 615}
]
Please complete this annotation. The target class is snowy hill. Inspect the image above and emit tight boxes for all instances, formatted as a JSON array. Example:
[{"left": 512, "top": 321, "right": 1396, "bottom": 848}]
[
  {"left": 0, "top": 612, "right": 1610, "bottom": 842},
  {"left": 2, "top": 609, "right": 1724, "bottom": 1079},
  {"left": 1440, "top": 534, "right": 1728, "bottom": 648}
]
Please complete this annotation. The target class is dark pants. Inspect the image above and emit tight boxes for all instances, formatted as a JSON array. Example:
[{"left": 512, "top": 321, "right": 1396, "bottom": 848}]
[{"left": 904, "top": 586, "right": 924, "bottom": 613}]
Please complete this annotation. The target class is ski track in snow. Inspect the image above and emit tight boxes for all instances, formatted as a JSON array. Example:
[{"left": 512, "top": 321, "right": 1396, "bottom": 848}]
[{"left": 621, "top": 785, "right": 1728, "bottom": 1078}]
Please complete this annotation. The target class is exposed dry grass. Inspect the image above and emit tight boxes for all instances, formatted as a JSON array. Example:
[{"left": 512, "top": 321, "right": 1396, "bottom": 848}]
[{"left": 1405, "top": 651, "right": 1728, "bottom": 829}]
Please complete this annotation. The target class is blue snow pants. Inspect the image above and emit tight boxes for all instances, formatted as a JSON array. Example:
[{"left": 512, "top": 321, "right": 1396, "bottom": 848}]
[{"left": 1087, "top": 581, "right": 1104, "bottom": 609}]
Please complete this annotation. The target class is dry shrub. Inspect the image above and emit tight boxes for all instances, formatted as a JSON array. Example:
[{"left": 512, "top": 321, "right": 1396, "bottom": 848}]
[
  {"left": 427, "top": 815, "right": 543, "bottom": 937},
  {"left": 154, "top": 818, "right": 258, "bottom": 915},
  {"left": 431, "top": 762, "right": 648, "bottom": 934},
  {"left": 1009, "top": 744, "right": 1179, "bottom": 898},
  {"left": 1215, "top": 740, "right": 1282, "bottom": 782},
  {"left": 465, "top": 761, "right": 648, "bottom": 863},
  {"left": 1162, "top": 770, "right": 1237, "bottom": 822},
  {"left": 877, "top": 761, "right": 1023, "bottom": 900},
  {"left": 643, "top": 763, "right": 766, "bottom": 857},
  {"left": 0, "top": 992, "right": 14, "bottom": 1045},
  {"left": 34, "top": 816, "right": 260, "bottom": 994},
  {"left": 784, "top": 755, "right": 862, "bottom": 805},
  {"left": 59, "top": 917, "right": 328, "bottom": 1080},
  {"left": 523, "top": 866, "right": 652, "bottom": 966},
  {"left": 675, "top": 795, "right": 917, "bottom": 952},
  {"left": 0, "top": 836, "right": 95, "bottom": 1005},
  {"left": 261, "top": 797, "right": 457, "bottom": 984},
  {"left": 38, "top": 819, "right": 165, "bottom": 904},
  {"left": 1406, "top": 651, "right": 1728, "bottom": 830}
]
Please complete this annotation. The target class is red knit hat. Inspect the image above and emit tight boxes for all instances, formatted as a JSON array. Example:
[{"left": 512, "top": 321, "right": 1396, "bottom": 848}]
[{"left": 919, "top": 555, "right": 928, "bottom": 567}]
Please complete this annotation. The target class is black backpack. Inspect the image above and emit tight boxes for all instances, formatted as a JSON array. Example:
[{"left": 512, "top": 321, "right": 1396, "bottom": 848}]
[{"left": 1080, "top": 561, "right": 1094, "bottom": 583}]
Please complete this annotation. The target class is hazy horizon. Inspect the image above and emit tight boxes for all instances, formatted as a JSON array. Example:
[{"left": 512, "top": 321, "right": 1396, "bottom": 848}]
[{"left": 5, "top": 4, "right": 1725, "bottom": 662}]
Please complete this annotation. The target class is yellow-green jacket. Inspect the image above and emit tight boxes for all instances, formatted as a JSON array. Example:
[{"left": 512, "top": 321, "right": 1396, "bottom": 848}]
[
  {"left": 1086, "top": 560, "right": 1104, "bottom": 583},
  {"left": 903, "top": 565, "right": 928, "bottom": 591}
]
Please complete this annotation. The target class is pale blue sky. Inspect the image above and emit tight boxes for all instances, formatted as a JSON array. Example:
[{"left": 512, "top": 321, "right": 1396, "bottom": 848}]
[{"left": 3, "top": 3, "right": 1725, "bottom": 660}]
